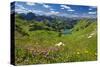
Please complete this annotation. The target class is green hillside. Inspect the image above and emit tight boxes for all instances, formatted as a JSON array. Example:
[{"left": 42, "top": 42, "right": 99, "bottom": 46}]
[{"left": 15, "top": 16, "right": 97, "bottom": 65}]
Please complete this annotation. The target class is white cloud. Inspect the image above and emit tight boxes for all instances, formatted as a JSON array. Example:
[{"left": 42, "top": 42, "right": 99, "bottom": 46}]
[
  {"left": 26, "top": 2, "right": 35, "bottom": 6},
  {"left": 16, "top": 4, "right": 26, "bottom": 10},
  {"left": 32, "top": 10, "right": 42, "bottom": 13},
  {"left": 89, "top": 8, "right": 92, "bottom": 10},
  {"left": 27, "top": 9, "right": 44, "bottom": 15},
  {"left": 67, "top": 9, "right": 75, "bottom": 12},
  {"left": 60, "top": 5, "right": 74, "bottom": 12},
  {"left": 45, "top": 10, "right": 59, "bottom": 15},
  {"left": 50, "top": 11, "right": 59, "bottom": 15},
  {"left": 61, "top": 8, "right": 65, "bottom": 9},
  {"left": 28, "top": 9, "right": 33, "bottom": 12},
  {"left": 43, "top": 4, "right": 50, "bottom": 8},
  {"left": 89, "top": 6, "right": 96, "bottom": 11},
  {"left": 15, "top": 8, "right": 28, "bottom": 14},
  {"left": 50, "top": 8, "right": 54, "bottom": 10},
  {"left": 51, "top": 11, "right": 59, "bottom": 14},
  {"left": 15, "top": 4, "right": 28, "bottom": 13},
  {"left": 60, "top": 5, "right": 71, "bottom": 9},
  {"left": 15, "top": 3, "right": 43, "bottom": 15},
  {"left": 88, "top": 11, "right": 96, "bottom": 14}
]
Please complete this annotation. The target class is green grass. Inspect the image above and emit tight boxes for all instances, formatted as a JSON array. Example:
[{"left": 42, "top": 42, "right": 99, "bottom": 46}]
[{"left": 15, "top": 19, "right": 97, "bottom": 65}]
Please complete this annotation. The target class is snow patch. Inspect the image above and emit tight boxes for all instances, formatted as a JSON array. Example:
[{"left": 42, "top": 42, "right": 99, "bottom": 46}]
[{"left": 55, "top": 42, "right": 65, "bottom": 46}]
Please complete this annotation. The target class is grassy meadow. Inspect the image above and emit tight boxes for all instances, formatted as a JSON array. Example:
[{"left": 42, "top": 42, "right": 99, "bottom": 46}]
[{"left": 14, "top": 14, "right": 97, "bottom": 65}]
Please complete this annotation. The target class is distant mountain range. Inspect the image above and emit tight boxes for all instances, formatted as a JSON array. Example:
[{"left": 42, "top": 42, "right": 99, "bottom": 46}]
[
  {"left": 19, "top": 12, "right": 54, "bottom": 21},
  {"left": 11, "top": 11, "right": 97, "bottom": 28},
  {"left": 13, "top": 12, "right": 96, "bottom": 20}
]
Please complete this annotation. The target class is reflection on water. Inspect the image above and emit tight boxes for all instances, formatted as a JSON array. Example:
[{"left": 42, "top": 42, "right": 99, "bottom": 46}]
[{"left": 62, "top": 29, "right": 72, "bottom": 35}]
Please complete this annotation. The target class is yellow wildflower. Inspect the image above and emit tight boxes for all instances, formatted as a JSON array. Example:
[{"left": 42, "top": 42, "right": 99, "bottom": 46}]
[
  {"left": 77, "top": 52, "right": 80, "bottom": 54},
  {"left": 95, "top": 53, "right": 97, "bottom": 56}
]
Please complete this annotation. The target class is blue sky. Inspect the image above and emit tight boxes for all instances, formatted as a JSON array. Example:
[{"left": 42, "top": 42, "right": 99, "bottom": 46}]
[{"left": 12, "top": 1, "right": 97, "bottom": 18}]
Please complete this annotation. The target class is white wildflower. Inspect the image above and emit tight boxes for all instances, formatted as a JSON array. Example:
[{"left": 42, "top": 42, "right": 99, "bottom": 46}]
[
  {"left": 88, "top": 35, "right": 92, "bottom": 38},
  {"left": 87, "top": 31, "right": 96, "bottom": 38}
]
